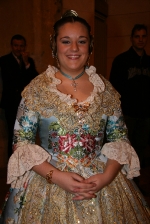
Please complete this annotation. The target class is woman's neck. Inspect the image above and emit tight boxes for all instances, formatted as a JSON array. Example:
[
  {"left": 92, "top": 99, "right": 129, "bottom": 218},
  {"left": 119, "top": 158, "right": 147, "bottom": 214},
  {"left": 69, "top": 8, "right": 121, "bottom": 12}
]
[{"left": 59, "top": 67, "right": 85, "bottom": 79}]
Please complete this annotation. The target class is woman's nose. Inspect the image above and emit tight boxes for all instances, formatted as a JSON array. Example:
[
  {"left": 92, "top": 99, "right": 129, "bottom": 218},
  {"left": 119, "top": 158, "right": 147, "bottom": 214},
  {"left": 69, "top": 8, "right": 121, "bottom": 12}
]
[{"left": 71, "top": 42, "right": 79, "bottom": 51}]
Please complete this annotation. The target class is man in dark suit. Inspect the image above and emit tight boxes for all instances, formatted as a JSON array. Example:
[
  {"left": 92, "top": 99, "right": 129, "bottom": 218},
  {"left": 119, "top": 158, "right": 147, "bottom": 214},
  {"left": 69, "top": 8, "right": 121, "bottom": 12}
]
[
  {"left": 109, "top": 24, "right": 150, "bottom": 168},
  {"left": 0, "top": 34, "right": 38, "bottom": 158}
]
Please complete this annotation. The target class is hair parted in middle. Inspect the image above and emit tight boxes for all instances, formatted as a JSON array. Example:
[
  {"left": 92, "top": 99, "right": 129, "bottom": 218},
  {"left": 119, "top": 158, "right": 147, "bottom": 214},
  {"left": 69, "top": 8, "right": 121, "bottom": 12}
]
[{"left": 50, "top": 10, "right": 94, "bottom": 58}]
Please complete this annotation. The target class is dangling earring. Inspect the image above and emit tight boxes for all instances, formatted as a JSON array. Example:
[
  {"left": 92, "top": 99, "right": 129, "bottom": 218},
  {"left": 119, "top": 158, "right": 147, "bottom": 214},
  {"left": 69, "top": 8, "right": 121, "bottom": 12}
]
[
  {"left": 50, "top": 33, "right": 60, "bottom": 68},
  {"left": 85, "top": 35, "right": 94, "bottom": 68},
  {"left": 56, "top": 54, "right": 60, "bottom": 68},
  {"left": 85, "top": 55, "right": 90, "bottom": 69},
  {"left": 50, "top": 34, "right": 56, "bottom": 59},
  {"left": 51, "top": 50, "right": 55, "bottom": 58}
]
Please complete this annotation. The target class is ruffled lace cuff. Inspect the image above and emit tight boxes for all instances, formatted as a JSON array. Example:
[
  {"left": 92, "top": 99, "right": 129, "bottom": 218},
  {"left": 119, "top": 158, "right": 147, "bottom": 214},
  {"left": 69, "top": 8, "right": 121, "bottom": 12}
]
[
  {"left": 7, "top": 143, "right": 51, "bottom": 188},
  {"left": 101, "top": 141, "right": 140, "bottom": 179}
]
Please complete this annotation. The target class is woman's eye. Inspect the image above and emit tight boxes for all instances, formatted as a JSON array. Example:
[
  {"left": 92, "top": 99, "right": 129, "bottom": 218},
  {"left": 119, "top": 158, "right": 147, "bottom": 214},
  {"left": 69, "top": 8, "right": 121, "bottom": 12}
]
[
  {"left": 62, "top": 41, "right": 70, "bottom": 44},
  {"left": 79, "top": 40, "right": 86, "bottom": 44}
]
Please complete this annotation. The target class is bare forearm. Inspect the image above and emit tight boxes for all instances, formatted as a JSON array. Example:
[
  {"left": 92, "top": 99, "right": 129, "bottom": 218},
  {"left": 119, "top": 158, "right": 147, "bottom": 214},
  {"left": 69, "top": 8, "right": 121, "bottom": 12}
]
[
  {"left": 32, "top": 161, "right": 96, "bottom": 199},
  {"left": 32, "top": 161, "right": 58, "bottom": 179},
  {"left": 104, "top": 159, "right": 122, "bottom": 184}
]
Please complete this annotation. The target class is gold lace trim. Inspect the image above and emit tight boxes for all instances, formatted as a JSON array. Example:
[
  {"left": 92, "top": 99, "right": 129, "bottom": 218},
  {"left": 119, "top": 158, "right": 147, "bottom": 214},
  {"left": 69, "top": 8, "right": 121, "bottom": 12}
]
[
  {"left": 22, "top": 66, "right": 120, "bottom": 133},
  {"left": 18, "top": 161, "right": 150, "bottom": 223}
]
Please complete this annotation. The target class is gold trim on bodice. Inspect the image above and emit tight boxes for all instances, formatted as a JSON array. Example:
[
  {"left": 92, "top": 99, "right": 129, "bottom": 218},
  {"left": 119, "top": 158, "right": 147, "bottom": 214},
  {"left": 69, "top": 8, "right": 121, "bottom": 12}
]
[{"left": 22, "top": 65, "right": 120, "bottom": 133}]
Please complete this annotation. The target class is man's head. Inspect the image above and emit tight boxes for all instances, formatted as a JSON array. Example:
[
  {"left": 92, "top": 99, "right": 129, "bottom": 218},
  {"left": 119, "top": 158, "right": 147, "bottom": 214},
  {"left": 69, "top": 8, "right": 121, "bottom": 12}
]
[
  {"left": 11, "top": 34, "right": 26, "bottom": 57},
  {"left": 130, "top": 24, "right": 148, "bottom": 53}
]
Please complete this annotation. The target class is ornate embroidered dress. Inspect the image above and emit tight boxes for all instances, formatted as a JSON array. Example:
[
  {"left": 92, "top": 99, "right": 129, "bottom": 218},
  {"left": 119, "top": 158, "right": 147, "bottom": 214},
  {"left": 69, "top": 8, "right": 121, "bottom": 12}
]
[{"left": 1, "top": 66, "right": 150, "bottom": 223}]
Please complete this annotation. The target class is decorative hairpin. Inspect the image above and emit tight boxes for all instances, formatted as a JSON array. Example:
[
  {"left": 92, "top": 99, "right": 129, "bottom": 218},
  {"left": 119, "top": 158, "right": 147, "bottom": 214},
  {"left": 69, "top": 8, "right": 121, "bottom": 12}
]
[{"left": 61, "top": 10, "right": 78, "bottom": 18}]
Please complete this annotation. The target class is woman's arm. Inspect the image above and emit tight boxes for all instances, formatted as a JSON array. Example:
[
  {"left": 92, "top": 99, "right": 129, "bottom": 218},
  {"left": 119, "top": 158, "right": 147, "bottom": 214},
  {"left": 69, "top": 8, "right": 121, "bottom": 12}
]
[
  {"left": 73, "top": 158, "right": 122, "bottom": 200},
  {"left": 73, "top": 108, "right": 130, "bottom": 199},
  {"left": 9, "top": 99, "right": 96, "bottom": 199},
  {"left": 33, "top": 160, "right": 96, "bottom": 199},
  {"left": 101, "top": 158, "right": 123, "bottom": 185}
]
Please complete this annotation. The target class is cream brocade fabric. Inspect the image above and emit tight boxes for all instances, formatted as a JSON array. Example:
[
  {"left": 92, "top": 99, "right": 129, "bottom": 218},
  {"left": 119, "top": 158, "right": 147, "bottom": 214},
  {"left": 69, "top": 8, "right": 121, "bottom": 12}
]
[{"left": 7, "top": 65, "right": 140, "bottom": 189}]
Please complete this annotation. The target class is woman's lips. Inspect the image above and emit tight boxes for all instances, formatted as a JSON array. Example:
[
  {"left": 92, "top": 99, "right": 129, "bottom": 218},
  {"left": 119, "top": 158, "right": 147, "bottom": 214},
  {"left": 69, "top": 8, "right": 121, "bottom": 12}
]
[{"left": 67, "top": 55, "right": 80, "bottom": 59}]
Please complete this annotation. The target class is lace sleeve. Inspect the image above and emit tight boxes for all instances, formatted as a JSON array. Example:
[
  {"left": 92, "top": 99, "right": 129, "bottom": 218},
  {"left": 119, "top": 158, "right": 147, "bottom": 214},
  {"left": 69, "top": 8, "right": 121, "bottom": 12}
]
[
  {"left": 101, "top": 141, "right": 140, "bottom": 179},
  {"left": 7, "top": 143, "right": 51, "bottom": 188}
]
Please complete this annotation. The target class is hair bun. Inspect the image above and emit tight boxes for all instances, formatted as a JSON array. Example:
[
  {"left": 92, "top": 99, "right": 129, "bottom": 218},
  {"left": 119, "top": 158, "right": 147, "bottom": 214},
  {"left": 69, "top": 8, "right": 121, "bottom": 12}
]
[{"left": 61, "top": 10, "right": 78, "bottom": 18}]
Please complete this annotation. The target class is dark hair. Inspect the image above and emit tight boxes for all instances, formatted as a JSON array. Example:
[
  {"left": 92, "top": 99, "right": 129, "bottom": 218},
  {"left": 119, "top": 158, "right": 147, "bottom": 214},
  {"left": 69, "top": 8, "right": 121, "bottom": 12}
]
[
  {"left": 11, "top": 34, "right": 26, "bottom": 45},
  {"left": 50, "top": 11, "right": 94, "bottom": 57},
  {"left": 131, "top": 24, "right": 147, "bottom": 37}
]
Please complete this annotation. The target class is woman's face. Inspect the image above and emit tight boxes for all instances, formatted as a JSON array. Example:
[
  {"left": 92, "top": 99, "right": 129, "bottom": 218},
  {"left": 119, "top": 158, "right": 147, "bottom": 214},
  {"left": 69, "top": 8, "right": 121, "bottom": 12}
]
[{"left": 56, "top": 22, "right": 90, "bottom": 73}]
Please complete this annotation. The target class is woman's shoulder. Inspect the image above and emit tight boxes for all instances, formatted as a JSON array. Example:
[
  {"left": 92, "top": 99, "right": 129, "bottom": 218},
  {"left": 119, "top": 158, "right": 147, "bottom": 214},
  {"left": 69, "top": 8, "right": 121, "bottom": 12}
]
[
  {"left": 87, "top": 66, "right": 120, "bottom": 97},
  {"left": 20, "top": 65, "right": 61, "bottom": 114},
  {"left": 87, "top": 66, "right": 121, "bottom": 114},
  {"left": 22, "top": 65, "right": 59, "bottom": 94},
  {"left": 29, "top": 65, "right": 58, "bottom": 84}
]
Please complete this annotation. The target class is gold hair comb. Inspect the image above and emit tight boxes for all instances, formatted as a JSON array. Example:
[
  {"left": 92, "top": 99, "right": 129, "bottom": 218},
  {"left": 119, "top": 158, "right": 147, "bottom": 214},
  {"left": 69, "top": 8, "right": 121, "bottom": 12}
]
[{"left": 61, "top": 10, "right": 78, "bottom": 18}]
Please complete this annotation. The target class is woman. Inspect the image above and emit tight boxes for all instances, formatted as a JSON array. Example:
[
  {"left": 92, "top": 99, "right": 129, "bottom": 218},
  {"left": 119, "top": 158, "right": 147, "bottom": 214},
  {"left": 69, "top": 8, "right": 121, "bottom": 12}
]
[{"left": 1, "top": 10, "right": 150, "bottom": 223}]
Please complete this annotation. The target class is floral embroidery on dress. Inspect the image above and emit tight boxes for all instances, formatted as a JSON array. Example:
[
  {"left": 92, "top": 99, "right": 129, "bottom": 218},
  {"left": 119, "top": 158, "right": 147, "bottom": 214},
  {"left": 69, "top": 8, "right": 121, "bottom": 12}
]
[
  {"left": 106, "top": 111, "right": 128, "bottom": 142},
  {"left": 9, "top": 65, "right": 139, "bottom": 182},
  {"left": 14, "top": 190, "right": 26, "bottom": 214},
  {"left": 2, "top": 65, "right": 146, "bottom": 224},
  {"left": 59, "top": 133, "right": 96, "bottom": 155},
  {"left": 48, "top": 121, "right": 97, "bottom": 159},
  {"left": 22, "top": 65, "right": 120, "bottom": 133},
  {"left": 13, "top": 106, "right": 38, "bottom": 147}
]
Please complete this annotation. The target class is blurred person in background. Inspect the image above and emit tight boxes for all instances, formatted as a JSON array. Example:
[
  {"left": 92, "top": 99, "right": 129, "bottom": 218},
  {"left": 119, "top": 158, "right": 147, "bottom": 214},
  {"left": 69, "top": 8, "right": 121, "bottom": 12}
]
[
  {"left": 110, "top": 24, "right": 150, "bottom": 169},
  {"left": 0, "top": 34, "right": 38, "bottom": 158}
]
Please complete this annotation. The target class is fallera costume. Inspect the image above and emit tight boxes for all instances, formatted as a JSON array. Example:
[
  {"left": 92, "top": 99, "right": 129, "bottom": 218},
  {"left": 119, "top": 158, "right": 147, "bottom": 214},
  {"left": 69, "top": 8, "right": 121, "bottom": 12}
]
[{"left": 0, "top": 65, "right": 150, "bottom": 223}]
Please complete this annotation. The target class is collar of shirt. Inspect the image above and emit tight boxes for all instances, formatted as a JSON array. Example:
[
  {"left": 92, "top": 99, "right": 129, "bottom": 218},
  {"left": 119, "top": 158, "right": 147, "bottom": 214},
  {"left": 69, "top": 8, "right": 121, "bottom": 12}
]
[
  {"left": 12, "top": 52, "right": 21, "bottom": 64},
  {"left": 12, "top": 52, "right": 30, "bottom": 69}
]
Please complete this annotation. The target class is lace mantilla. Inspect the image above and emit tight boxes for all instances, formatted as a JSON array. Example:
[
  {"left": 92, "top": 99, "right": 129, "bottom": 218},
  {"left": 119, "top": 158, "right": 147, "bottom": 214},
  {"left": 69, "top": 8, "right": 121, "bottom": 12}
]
[{"left": 22, "top": 65, "right": 120, "bottom": 133}]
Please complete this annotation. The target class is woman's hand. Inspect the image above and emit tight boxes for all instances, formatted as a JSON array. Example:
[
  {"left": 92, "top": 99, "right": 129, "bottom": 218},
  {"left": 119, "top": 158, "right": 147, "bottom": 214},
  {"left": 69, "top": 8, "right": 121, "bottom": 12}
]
[
  {"left": 33, "top": 161, "right": 96, "bottom": 200},
  {"left": 74, "top": 159, "right": 122, "bottom": 196},
  {"left": 80, "top": 173, "right": 109, "bottom": 194},
  {"left": 71, "top": 172, "right": 110, "bottom": 200},
  {"left": 33, "top": 159, "right": 122, "bottom": 201},
  {"left": 21, "top": 51, "right": 30, "bottom": 66},
  {"left": 52, "top": 170, "right": 97, "bottom": 200}
]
